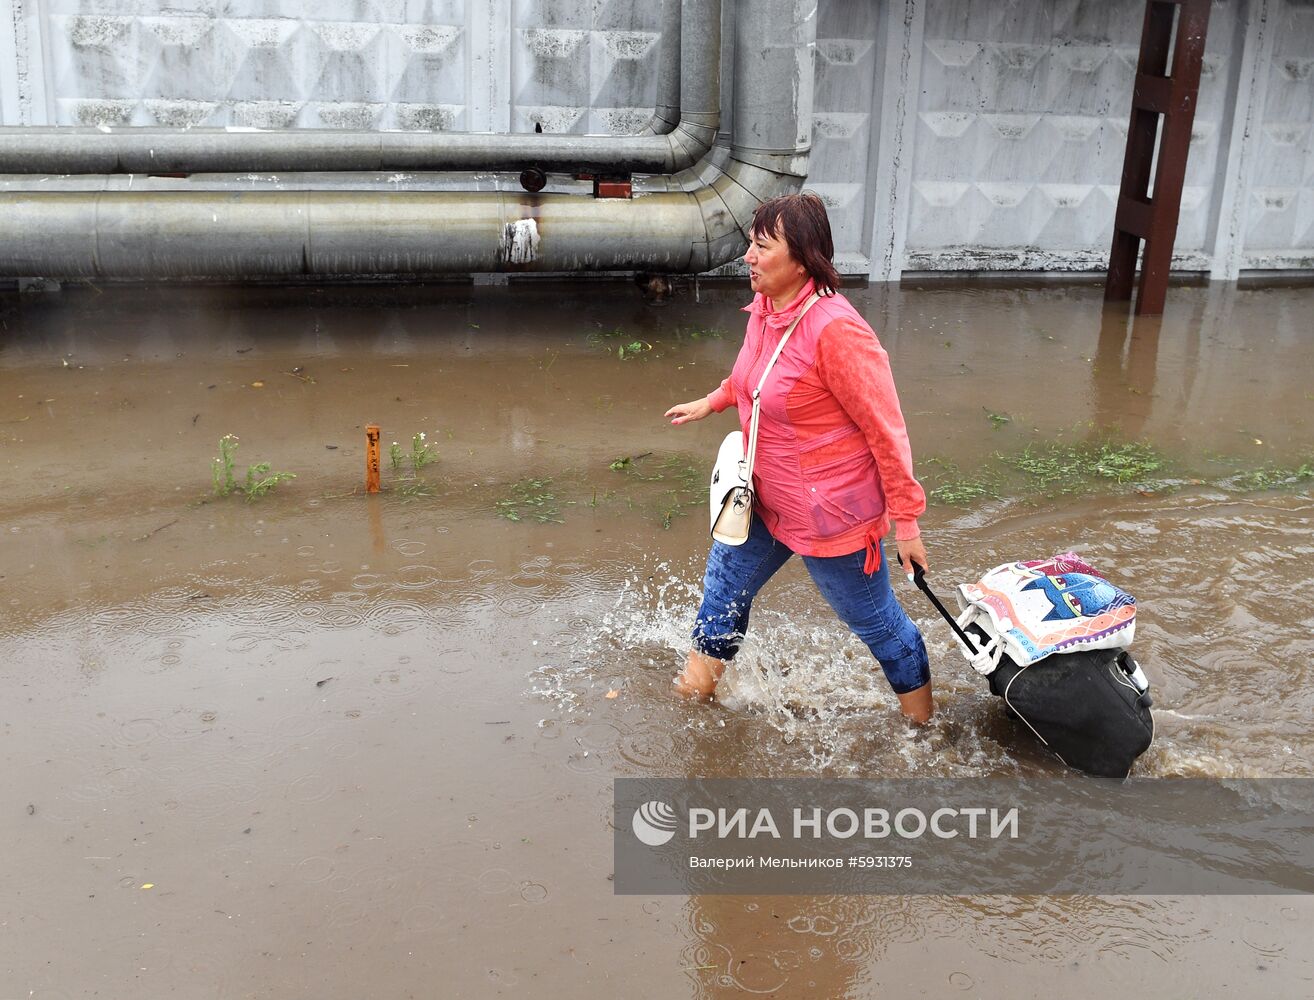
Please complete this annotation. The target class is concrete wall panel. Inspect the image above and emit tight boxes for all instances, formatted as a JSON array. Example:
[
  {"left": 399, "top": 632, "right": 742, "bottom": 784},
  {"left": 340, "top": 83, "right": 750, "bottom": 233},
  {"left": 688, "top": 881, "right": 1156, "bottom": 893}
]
[
  {"left": 811, "top": 0, "right": 881, "bottom": 269},
  {"left": 509, "top": 0, "right": 661, "bottom": 134},
  {"left": 903, "top": 0, "right": 1239, "bottom": 271},
  {"left": 1241, "top": 0, "right": 1314, "bottom": 266},
  {"left": 32, "top": 2, "right": 476, "bottom": 129}
]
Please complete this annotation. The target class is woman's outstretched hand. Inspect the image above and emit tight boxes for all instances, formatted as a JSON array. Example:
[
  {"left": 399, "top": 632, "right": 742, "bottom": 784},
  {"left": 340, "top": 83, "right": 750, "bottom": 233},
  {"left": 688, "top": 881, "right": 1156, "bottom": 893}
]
[{"left": 665, "top": 396, "right": 713, "bottom": 425}]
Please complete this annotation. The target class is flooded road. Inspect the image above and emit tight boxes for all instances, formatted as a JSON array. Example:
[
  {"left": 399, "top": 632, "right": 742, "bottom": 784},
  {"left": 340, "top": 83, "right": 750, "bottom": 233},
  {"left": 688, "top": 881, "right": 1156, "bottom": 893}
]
[{"left": 2, "top": 279, "right": 1312, "bottom": 997}]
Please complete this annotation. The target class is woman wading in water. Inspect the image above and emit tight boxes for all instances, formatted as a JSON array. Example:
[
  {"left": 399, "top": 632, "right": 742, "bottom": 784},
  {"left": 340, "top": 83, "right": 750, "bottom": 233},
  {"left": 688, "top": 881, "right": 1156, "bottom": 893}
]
[{"left": 665, "top": 193, "right": 934, "bottom": 723}]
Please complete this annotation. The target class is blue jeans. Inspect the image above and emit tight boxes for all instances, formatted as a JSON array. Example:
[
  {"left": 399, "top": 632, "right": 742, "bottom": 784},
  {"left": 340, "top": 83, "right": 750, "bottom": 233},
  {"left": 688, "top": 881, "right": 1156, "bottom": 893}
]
[{"left": 692, "top": 515, "right": 931, "bottom": 694}]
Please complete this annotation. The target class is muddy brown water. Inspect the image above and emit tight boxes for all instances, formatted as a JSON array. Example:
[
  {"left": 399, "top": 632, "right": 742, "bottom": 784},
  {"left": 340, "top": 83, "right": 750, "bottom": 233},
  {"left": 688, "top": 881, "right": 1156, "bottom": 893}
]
[{"left": 2, "top": 279, "right": 1312, "bottom": 997}]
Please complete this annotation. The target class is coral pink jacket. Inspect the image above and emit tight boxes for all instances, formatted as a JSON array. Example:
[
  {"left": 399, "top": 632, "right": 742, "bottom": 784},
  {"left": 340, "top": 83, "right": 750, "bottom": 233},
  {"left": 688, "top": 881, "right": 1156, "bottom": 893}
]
[{"left": 706, "top": 280, "right": 925, "bottom": 570}]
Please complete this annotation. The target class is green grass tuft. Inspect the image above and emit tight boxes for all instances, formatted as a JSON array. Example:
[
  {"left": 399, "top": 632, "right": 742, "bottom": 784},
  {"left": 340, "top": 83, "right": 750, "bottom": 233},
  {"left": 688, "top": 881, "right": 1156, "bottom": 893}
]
[
  {"left": 1226, "top": 461, "right": 1314, "bottom": 493},
  {"left": 1005, "top": 440, "right": 1164, "bottom": 493},
  {"left": 495, "top": 478, "right": 567, "bottom": 524}
]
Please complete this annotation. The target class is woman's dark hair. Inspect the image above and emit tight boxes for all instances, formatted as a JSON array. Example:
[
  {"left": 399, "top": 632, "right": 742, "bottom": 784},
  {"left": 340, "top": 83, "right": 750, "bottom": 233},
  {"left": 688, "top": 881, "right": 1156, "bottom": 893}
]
[{"left": 750, "top": 191, "right": 841, "bottom": 294}]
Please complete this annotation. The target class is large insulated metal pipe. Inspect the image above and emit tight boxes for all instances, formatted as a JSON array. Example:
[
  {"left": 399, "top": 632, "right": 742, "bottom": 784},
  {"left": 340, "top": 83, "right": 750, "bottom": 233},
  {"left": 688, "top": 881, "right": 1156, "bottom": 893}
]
[
  {"left": 731, "top": 0, "right": 815, "bottom": 158},
  {"left": 640, "top": 0, "right": 682, "bottom": 136},
  {"left": 0, "top": 0, "right": 813, "bottom": 279},
  {"left": 0, "top": 0, "right": 714, "bottom": 175},
  {"left": 656, "top": 0, "right": 817, "bottom": 268},
  {"left": 0, "top": 190, "right": 710, "bottom": 276}
]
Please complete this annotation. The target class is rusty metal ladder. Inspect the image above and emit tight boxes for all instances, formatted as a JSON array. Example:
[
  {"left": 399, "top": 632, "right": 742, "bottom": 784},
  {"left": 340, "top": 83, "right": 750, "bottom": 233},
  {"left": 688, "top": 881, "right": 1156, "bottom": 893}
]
[{"left": 1105, "top": 0, "right": 1212, "bottom": 315}]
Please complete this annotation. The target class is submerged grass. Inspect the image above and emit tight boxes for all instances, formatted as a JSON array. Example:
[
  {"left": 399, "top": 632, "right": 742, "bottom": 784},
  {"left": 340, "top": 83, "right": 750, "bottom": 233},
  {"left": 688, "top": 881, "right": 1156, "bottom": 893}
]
[
  {"left": 396, "top": 479, "right": 436, "bottom": 501},
  {"left": 586, "top": 327, "right": 652, "bottom": 360},
  {"left": 672, "top": 325, "right": 726, "bottom": 341},
  {"left": 1223, "top": 461, "right": 1314, "bottom": 493},
  {"left": 609, "top": 451, "right": 704, "bottom": 528},
  {"left": 929, "top": 477, "right": 1001, "bottom": 507},
  {"left": 650, "top": 454, "right": 704, "bottom": 528},
  {"left": 1005, "top": 440, "right": 1165, "bottom": 493},
  {"left": 921, "top": 457, "right": 1002, "bottom": 508},
  {"left": 586, "top": 324, "right": 727, "bottom": 362},
  {"left": 485, "top": 444, "right": 1308, "bottom": 524},
  {"left": 495, "top": 477, "right": 567, "bottom": 524},
  {"left": 926, "top": 434, "right": 1313, "bottom": 509},
  {"left": 923, "top": 437, "right": 1167, "bottom": 507},
  {"left": 486, "top": 452, "right": 705, "bottom": 528}
]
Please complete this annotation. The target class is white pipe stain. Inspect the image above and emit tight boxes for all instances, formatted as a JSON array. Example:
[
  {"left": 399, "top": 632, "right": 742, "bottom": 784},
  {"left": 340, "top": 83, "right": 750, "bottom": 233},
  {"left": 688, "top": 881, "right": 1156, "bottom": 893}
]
[{"left": 500, "top": 217, "right": 540, "bottom": 264}]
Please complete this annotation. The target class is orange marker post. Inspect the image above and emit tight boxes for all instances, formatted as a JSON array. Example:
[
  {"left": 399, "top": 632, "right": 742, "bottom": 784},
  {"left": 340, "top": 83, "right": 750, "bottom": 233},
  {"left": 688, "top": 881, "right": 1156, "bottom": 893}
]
[{"left": 365, "top": 425, "right": 381, "bottom": 493}]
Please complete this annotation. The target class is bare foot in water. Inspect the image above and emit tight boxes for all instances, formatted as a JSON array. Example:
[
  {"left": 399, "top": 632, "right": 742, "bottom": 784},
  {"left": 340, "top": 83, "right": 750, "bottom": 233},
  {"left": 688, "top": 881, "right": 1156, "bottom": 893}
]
[{"left": 674, "top": 650, "right": 724, "bottom": 701}]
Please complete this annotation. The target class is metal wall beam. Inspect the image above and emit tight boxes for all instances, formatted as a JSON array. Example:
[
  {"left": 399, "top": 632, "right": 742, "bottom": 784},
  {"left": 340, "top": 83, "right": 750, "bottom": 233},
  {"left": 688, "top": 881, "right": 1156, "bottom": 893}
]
[
  {"left": 868, "top": 0, "right": 924, "bottom": 283},
  {"left": 6, "top": 0, "right": 52, "bottom": 126},
  {"left": 1105, "top": 0, "right": 1213, "bottom": 314},
  {"left": 1209, "top": 0, "right": 1277, "bottom": 280},
  {"left": 0, "top": 2, "right": 21, "bottom": 124},
  {"left": 468, "top": 0, "right": 513, "bottom": 134}
]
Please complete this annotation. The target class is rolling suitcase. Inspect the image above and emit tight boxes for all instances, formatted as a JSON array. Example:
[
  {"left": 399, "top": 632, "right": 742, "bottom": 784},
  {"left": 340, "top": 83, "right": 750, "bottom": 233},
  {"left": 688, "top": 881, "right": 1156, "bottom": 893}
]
[{"left": 912, "top": 564, "right": 1154, "bottom": 779}]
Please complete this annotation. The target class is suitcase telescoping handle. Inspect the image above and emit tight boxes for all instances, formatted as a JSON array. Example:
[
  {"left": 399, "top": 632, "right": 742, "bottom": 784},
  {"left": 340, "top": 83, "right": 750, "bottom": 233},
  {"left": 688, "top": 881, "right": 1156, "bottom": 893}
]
[
  {"left": 901, "top": 559, "right": 982, "bottom": 654},
  {"left": 903, "top": 560, "right": 1004, "bottom": 675}
]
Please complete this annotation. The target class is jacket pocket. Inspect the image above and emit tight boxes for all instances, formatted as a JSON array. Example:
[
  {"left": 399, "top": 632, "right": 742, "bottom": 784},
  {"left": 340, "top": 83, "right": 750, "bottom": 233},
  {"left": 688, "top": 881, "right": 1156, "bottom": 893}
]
[
  {"left": 801, "top": 449, "right": 886, "bottom": 534},
  {"left": 797, "top": 425, "right": 863, "bottom": 464}
]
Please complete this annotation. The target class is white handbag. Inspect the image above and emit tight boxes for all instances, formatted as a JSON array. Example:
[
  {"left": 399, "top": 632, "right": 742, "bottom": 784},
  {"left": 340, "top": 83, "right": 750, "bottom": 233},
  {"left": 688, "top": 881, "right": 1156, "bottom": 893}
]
[
  {"left": 708, "top": 293, "right": 820, "bottom": 545},
  {"left": 709, "top": 430, "right": 752, "bottom": 544}
]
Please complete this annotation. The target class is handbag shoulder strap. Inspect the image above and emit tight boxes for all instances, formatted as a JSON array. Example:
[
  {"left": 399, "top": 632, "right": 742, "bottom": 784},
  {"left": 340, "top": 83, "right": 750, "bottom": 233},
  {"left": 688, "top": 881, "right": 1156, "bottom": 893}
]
[
  {"left": 752, "top": 292, "right": 821, "bottom": 396},
  {"left": 743, "top": 292, "right": 821, "bottom": 482}
]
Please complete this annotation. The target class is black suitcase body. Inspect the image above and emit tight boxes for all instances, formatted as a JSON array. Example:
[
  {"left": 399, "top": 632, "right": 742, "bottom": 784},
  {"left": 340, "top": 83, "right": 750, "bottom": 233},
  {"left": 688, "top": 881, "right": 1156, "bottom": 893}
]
[
  {"left": 913, "top": 567, "right": 1155, "bottom": 779},
  {"left": 971, "top": 625, "right": 1154, "bottom": 779}
]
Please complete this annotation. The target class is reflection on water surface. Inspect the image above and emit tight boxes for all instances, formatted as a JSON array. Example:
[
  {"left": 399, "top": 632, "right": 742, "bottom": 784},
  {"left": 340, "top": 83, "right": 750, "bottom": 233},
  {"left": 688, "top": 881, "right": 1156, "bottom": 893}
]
[{"left": 2, "top": 280, "right": 1312, "bottom": 997}]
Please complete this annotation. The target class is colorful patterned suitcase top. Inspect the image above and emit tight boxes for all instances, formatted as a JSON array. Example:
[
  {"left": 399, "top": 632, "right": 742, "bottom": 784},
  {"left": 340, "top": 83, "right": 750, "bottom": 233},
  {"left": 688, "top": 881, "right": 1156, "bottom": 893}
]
[{"left": 957, "top": 553, "right": 1137, "bottom": 667}]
